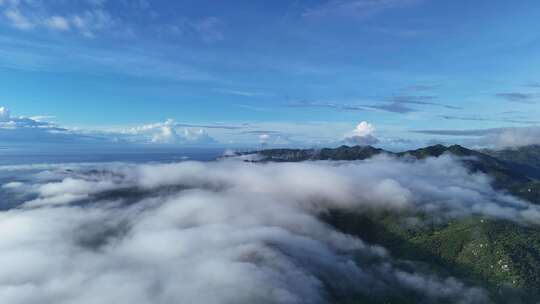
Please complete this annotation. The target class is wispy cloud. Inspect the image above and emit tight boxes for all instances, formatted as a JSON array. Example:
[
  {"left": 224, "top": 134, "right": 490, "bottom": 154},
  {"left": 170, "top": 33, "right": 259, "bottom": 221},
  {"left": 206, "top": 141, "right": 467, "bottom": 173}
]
[
  {"left": 288, "top": 94, "right": 460, "bottom": 115},
  {"left": 368, "top": 101, "right": 416, "bottom": 113},
  {"left": 174, "top": 123, "right": 245, "bottom": 130},
  {"left": 303, "top": 0, "right": 423, "bottom": 19},
  {"left": 390, "top": 95, "right": 462, "bottom": 110},
  {"left": 439, "top": 115, "right": 539, "bottom": 124},
  {"left": 44, "top": 16, "right": 71, "bottom": 31},
  {"left": 0, "top": 106, "right": 107, "bottom": 144},
  {"left": 70, "top": 9, "right": 117, "bottom": 38},
  {"left": 287, "top": 100, "right": 416, "bottom": 114},
  {"left": 0, "top": 0, "right": 118, "bottom": 37},
  {"left": 4, "top": 8, "right": 34, "bottom": 30},
  {"left": 412, "top": 128, "right": 501, "bottom": 136},
  {"left": 190, "top": 17, "right": 224, "bottom": 43},
  {"left": 0, "top": 34, "right": 216, "bottom": 82},
  {"left": 368, "top": 26, "right": 429, "bottom": 38},
  {"left": 412, "top": 126, "right": 540, "bottom": 149},
  {"left": 241, "top": 130, "right": 285, "bottom": 135},
  {"left": 523, "top": 82, "right": 540, "bottom": 88},
  {"left": 439, "top": 115, "right": 490, "bottom": 122},
  {"left": 214, "top": 89, "right": 268, "bottom": 97},
  {"left": 495, "top": 92, "right": 537, "bottom": 103},
  {"left": 233, "top": 104, "right": 276, "bottom": 112},
  {"left": 402, "top": 84, "right": 439, "bottom": 92},
  {"left": 287, "top": 100, "right": 373, "bottom": 112}
]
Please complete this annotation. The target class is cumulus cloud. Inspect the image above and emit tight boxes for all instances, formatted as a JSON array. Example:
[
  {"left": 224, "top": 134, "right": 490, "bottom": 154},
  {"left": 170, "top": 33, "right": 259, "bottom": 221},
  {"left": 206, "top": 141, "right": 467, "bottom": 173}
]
[
  {"left": 344, "top": 121, "right": 379, "bottom": 146},
  {"left": 0, "top": 106, "right": 223, "bottom": 146},
  {"left": 259, "top": 133, "right": 270, "bottom": 143},
  {"left": 121, "top": 119, "right": 219, "bottom": 145},
  {"left": 0, "top": 106, "right": 98, "bottom": 143},
  {"left": 253, "top": 132, "right": 292, "bottom": 147},
  {"left": 0, "top": 106, "right": 10, "bottom": 120},
  {"left": 0, "top": 155, "right": 504, "bottom": 303},
  {"left": 350, "top": 121, "right": 375, "bottom": 137}
]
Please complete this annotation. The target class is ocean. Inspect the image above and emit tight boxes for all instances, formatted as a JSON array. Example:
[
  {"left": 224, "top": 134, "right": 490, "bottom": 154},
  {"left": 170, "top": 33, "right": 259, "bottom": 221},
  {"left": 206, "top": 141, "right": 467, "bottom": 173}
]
[{"left": 0, "top": 145, "right": 225, "bottom": 165}]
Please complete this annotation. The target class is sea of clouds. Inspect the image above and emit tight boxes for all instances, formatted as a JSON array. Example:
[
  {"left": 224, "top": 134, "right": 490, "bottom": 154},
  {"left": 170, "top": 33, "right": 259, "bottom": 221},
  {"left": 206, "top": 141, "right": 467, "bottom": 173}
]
[{"left": 2, "top": 154, "right": 539, "bottom": 303}]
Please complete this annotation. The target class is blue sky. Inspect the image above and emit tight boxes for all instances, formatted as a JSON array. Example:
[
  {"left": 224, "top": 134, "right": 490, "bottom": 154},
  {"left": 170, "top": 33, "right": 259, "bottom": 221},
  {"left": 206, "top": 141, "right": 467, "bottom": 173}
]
[{"left": 1, "top": 0, "right": 540, "bottom": 149}]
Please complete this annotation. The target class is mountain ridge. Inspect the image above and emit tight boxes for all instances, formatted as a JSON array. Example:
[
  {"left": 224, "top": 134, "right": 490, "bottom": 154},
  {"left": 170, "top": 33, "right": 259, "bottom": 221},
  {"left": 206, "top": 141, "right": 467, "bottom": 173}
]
[
  {"left": 233, "top": 144, "right": 540, "bottom": 192},
  {"left": 231, "top": 144, "right": 540, "bottom": 303}
]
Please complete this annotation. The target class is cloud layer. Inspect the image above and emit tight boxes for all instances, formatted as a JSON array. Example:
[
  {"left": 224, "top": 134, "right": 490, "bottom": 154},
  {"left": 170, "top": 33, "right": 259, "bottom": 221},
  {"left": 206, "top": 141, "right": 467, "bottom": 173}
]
[
  {"left": 120, "top": 119, "right": 219, "bottom": 145},
  {"left": 0, "top": 0, "right": 117, "bottom": 37},
  {"left": 413, "top": 126, "right": 540, "bottom": 149},
  {"left": 0, "top": 106, "right": 99, "bottom": 143},
  {"left": 3, "top": 154, "right": 540, "bottom": 303}
]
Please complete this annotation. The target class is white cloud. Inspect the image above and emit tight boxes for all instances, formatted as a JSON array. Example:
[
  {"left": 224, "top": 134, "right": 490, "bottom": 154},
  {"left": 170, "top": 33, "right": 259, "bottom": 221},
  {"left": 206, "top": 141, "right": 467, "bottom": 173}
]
[
  {"left": 252, "top": 132, "right": 293, "bottom": 147},
  {"left": 4, "top": 9, "right": 34, "bottom": 30},
  {"left": 191, "top": 17, "right": 224, "bottom": 43},
  {"left": 487, "top": 127, "right": 540, "bottom": 149},
  {"left": 0, "top": 106, "right": 56, "bottom": 130},
  {"left": 414, "top": 126, "right": 540, "bottom": 149},
  {"left": 344, "top": 121, "right": 379, "bottom": 146},
  {"left": 259, "top": 133, "right": 270, "bottom": 142},
  {"left": 303, "top": 0, "right": 423, "bottom": 19},
  {"left": 44, "top": 16, "right": 70, "bottom": 31},
  {"left": 0, "top": 106, "right": 224, "bottom": 146},
  {"left": 71, "top": 9, "right": 115, "bottom": 38},
  {"left": 17, "top": 155, "right": 540, "bottom": 225},
  {"left": 214, "top": 89, "right": 267, "bottom": 97},
  {"left": 183, "top": 128, "right": 218, "bottom": 144},
  {"left": 121, "top": 119, "right": 218, "bottom": 145},
  {"left": 0, "top": 156, "right": 509, "bottom": 303},
  {"left": 0, "top": 106, "right": 105, "bottom": 144},
  {"left": 0, "top": 106, "right": 10, "bottom": 121},
  {"left": 351, "top": 121, "right": 376, "bottom": 137},
  {"left": 2, "top": 181, "right": 23, "bottom": 189},
  {"left": 1, "top": 0, "right": 116, "bottom": 37}
]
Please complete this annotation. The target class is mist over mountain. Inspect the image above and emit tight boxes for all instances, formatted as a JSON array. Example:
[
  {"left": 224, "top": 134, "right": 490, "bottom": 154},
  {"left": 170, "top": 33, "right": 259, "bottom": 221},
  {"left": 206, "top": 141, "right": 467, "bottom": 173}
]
[
  {"left": 233, "top": 144, "right": 540, "bottom": 301},
  {"left": 1, "top": 144, "right": 540, "bottom": 303},
  {"left": 236, "top": 144, "right": 540, "bottom": 191}
]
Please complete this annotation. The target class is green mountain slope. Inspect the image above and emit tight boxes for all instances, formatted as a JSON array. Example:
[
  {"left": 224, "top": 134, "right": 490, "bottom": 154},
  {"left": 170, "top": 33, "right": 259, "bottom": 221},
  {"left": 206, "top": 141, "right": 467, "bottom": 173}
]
[
  {"left": 247, "top": 145, "right": 386, "bottom": 162},
  {"left": 324, "top": 211, "right": 540, "bottom": 303},
  {"left": 483, "top": 145, "right": 540, "bottom": 170}
]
